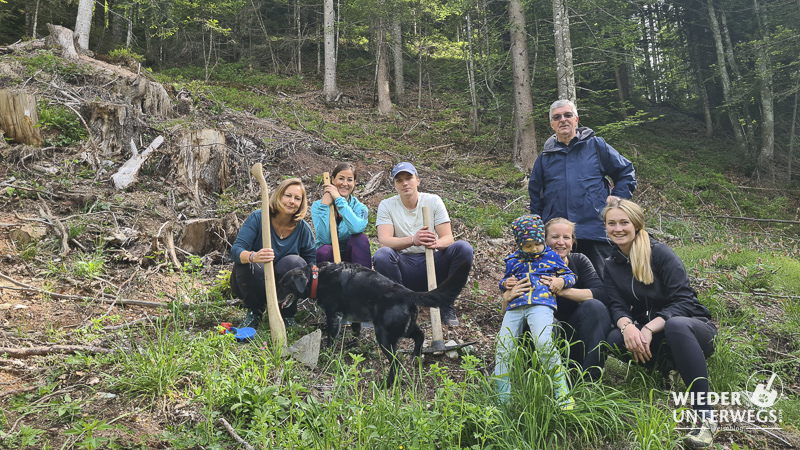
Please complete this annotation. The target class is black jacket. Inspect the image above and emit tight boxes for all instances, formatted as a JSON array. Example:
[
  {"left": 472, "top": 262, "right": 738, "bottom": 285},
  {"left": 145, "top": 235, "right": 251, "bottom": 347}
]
[
  {"left": 555, "top": 252, "right": 607, "bottom": 321},
  {"left": 603, "top": 240, "right": 711, "bottom": 325}
]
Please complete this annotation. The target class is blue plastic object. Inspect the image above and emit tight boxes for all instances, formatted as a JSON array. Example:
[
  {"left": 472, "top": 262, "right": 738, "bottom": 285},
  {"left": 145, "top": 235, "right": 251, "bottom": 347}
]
[{"left": 229, "top": 327, "right": 256, "bottom": 342}]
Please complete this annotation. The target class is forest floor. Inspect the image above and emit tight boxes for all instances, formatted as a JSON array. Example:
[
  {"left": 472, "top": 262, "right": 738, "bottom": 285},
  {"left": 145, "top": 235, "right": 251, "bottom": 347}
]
[{"left": 1, "top": 47, "right": 799, "bottom": 449}]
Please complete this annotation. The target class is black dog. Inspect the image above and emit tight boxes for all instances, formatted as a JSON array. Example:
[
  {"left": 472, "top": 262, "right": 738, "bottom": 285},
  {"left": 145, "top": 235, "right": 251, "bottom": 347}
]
[{"left": 276, "top": 261, "right": 471, "bottom": 385}]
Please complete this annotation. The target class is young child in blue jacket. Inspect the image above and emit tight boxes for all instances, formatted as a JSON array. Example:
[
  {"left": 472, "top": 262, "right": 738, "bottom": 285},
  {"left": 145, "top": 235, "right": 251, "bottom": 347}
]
[{"left": 495, "top": 214, "right": 576, "bottom": 408}]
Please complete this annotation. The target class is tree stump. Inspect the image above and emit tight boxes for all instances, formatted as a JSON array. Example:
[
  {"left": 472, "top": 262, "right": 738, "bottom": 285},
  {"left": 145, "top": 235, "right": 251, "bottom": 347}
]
[
  {"left": 178, "top": 218, "right": 223, "bottom": 256},
  {"left": 0, "top": 90, "right": 44, "bottom": 146},
  {"left": 45, "top": 24, "right": 78, "bottom": 59},
  {"left": 114, "top": 77, "right": 173, "bottom": 118},
  {"left": 81, "top": 101, "right": 136, "bottom": 157},
  {"left": 175, "top": 129, "right": 229, "bottom": 205}
]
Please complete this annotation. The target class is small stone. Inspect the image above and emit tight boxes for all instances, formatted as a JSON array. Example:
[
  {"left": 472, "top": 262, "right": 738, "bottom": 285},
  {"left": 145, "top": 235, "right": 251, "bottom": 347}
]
[
  {"left": 12, "top": 304, "right": 27, "bottom": 310},
  {"left": 444, "top": 340, "right": 460, "bottom": 359},
  {"left": 0, "top": 303, "right": 12, "bottom": 310},
  {"left": 96, "top": 392, "right": 116, "bottom": 399},
  {"left": 87, "top": 377, "right": 100, "bottom": 385}
]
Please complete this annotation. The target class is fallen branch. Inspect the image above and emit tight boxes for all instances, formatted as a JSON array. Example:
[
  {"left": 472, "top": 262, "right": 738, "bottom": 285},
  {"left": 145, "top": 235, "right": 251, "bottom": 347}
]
[
  {"left": 38, "top": 195, "right": 70, "bottom": 257},
  {"left": 0, "top": 271, "right": 167, "bottom": 308},
  {"left": 0, "top": 385, "right": 39, "bottom": 398},
  {"left": 112, "top": 136, "right": 164, "bottom": 189},
  {"left": 730, "top": 291, "right": 800, "bottom": 300},
  {"left": 101, "top": 315, "right": 169, "bottom": 332},
  {"left": 681, "top": 214, "right": 800, "bottom": 225},
  {"left": 216, "top": 418, "right": 256, "bottom": 450},
  {"left": 0, "top": 345, "right": 114, "bottom": 357},
  {"left": 161, "top": 221, "right": 181, "bottom": 270}
]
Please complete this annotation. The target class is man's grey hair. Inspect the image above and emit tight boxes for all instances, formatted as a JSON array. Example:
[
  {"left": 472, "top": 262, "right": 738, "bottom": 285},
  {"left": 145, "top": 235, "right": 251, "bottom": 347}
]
[{"left": 549, "top": 99, "right": 578, "bottom": 119}]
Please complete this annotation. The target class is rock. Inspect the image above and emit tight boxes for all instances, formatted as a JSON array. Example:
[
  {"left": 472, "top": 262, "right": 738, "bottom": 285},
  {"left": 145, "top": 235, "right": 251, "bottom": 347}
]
[
  {"left": 286, "top": 329, "right": 322, "bottom": 369},
  {"left": 87, "top": 377, "right": 100, "bottom": 385},
  {"left": 0, "top": 303, "right": 12, "bottom": 310},
  {"left": 444, "top": 340, "right": 460, "bottom": 359},
  {"left": 12, "top": 304, "right": 28, "bottom": 310}
]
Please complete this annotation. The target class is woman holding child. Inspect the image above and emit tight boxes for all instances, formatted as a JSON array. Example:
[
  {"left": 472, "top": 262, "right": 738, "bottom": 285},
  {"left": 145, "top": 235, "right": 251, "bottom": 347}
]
[
  {"left": 602, "top": 199, "right": 718, "bottom": 449},
  {"left": 230, "top": 178, "right": 316, "bottom": 330},
  {"left": 311, "top": 163, "right": 371, "bottom": 267}
]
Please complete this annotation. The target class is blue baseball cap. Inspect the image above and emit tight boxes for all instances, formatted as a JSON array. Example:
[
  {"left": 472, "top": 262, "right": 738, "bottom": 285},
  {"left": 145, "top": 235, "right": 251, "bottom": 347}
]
[{"left": 391, "top": 162, "right": 418, "bottom": 178}]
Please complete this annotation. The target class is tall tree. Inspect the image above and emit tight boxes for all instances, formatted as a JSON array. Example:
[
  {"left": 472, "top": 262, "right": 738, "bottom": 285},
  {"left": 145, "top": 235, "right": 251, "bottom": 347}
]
[
  {"left": 705, "top": 0, "right": 746, "bottom": 151},
  {"left": 323, "top": 0, "right": 339, "bottom": 101},
  {"left": 75, "top": 0, "right": 94, "bottom": 50},
  {"left": 376, "top": 5, "right": 394, "bottom": 115},
  {"left": 552, "top": 0, "right": 575, "bottom": 102},
  {"left": 391, "top": 10, "right": 404, "bottom": 103},
  {"left": 753, "top": 0, "right": 774, "bottom": 180},
  {"left": 465, "top": 12, "right": 479, "bottom": 134},
  {"left": 509, "top": 0, "right": 537, "bottom": 171}
]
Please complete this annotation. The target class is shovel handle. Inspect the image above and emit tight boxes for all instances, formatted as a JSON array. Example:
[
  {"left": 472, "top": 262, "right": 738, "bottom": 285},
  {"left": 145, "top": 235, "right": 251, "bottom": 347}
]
[
  {"left": 423, "top": 207, "right": 445, "bottom": 348},
  {"left": 323, "top": 172, "right": 341, "bottom": 263},
  {"left": 251, "top": 163, "right": 287, "bottom": 348}
]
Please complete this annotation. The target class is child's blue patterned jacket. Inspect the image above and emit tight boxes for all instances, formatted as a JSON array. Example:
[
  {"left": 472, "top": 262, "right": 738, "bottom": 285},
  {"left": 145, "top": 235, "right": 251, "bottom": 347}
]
[{"left": 499, "top": 246, "right": 576, "bottom": 311}]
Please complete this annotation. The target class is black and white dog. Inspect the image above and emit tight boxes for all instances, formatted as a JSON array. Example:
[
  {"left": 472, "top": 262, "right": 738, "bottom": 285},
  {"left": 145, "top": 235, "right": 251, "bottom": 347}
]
[{"left": 276, "top": 261, "right": 471, "bottom": 385}]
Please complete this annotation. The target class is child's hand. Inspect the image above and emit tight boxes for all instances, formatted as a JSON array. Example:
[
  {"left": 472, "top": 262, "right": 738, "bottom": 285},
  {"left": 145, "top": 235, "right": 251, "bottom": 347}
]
[
  {"left": 503, "top": 277, "right": 520, "bottom": 290},
  {"left": 541, "top": 275, "right": 565, "bottom": 294}
]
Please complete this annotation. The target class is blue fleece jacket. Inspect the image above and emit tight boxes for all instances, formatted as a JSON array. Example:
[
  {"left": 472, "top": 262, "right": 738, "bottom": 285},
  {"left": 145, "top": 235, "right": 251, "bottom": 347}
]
[{"left": 310, "top": 195, "right": 369, "bottom": 249}]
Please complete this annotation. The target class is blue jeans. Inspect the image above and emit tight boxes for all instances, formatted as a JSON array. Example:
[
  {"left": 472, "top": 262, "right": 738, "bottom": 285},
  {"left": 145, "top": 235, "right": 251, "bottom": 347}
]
[{"left": 495, "top": 304, "right": 561, "bottom": 401}]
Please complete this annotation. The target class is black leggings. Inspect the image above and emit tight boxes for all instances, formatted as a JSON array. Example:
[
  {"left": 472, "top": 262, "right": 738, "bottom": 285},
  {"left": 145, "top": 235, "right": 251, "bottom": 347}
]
[
  {"left": 230, "top": 255, "right": 307, "bottom": 318},
  {"left": 607, "top": 316, "right": 717, "bottom": 411}
]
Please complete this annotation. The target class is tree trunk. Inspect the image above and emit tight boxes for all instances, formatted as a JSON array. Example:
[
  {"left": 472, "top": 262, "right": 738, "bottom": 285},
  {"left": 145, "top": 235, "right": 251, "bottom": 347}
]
[
  {"left": 720, "top": 8, "right": 754, "bottom": 148},
  {"left": 376, "top": 13, "right": 394, "bottom": 116},
  {"left": 789, "top": 76, "right": 798, "bottom": 182},
  {"left": 614, "top": 68, "right": 628, "bottom": 119},
  {"left": 32, "top": 0, "right": 42, "bottom": 39},
  {"left": 688, "top": 25, "right": 713, "bottom": 138},
  {"left": 295, "top": 0, "right": 302, "bottom": 75},
  {"left": 753, "top": 0, "right": 774, "bottom": 181},
  {"left": 74, "top": 0, "right": 94, "bottom": 51},
  {"left": 706, "top": 0, "right": 746, "bottom": 152},
  {"left": 0, "top": 90, "right": 45, "bottom": 146},
  {"left": 323, "top": 0, "right": 339, "bottom": 101},
  {"left": 175, "top": 129, "right": 230, "bottom": 206},
  {"left": 640, "top": 11, "right": 655, "bottom": 102},
  {"left": 508, "top": 0, "right": 537, "bottom": 172},
  {"left": 391, "top": 13, "right": 404, "bottom": 104},
  {"left": 552, "top": 0, "right": 575, "bottom": 102},
  {"left": 465, "top": 13, "right": 479, "bottom": 134}
]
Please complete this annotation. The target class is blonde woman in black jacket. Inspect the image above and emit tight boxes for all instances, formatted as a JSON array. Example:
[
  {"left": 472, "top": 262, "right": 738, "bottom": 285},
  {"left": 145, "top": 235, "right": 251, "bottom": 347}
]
[{"left": 602, "top": 199, "right": 718, "bottom": 449}]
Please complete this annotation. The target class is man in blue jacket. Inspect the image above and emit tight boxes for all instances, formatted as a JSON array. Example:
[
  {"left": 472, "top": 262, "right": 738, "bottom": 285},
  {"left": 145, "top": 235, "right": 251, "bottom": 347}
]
[{"left": 529, "top": 100, "right": 637, "bottom": 275}]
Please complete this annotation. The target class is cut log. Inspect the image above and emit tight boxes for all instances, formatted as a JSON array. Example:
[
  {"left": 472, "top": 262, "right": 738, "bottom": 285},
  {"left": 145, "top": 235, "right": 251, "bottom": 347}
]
[
  {"left": 112, "top": 136, "right": 164, "bottom": 189},
  {"left": 175, "top": 129, "right": 229, "bottom": 205},
  {"left": 0, "top": 90, "right": 44, "bottom": 146},
  {"left": 45, "top": 24, "right": 78, "bottom": 59},
  {"left": 178, "top": 218, "right": 223, "bottom": 255},
  {"left": 115, "top": 77, "right": 173, "bottom": 117}
]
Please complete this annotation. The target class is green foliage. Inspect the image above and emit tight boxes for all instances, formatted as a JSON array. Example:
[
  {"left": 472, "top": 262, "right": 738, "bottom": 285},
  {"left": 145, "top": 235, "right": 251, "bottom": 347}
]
[
  {"left": 64, "top": 419, "right": 116, "bottom": 450},
  {"left": 37, "top": 102, "right": 88, "bottom": 147},
  {"left": 19, "top": 50, "right": 91, "bottom": 81},
  {"left": 159, "top": 63, "right": 301, "bottom": 89},
  {"left": 444, "top": 194, "right": 527, "bottom": 238},
  {"left": 2, "top": 424, "right": 47, "bottom": 449},
  {"left": 73, "top": 250, "right": 106, "bottom": 279},
  {"left": 206, "top": 269, "right": 232, "bottom": 301},
  {"left": 107, "top": 47, "right": 145, "bottom": 64}
]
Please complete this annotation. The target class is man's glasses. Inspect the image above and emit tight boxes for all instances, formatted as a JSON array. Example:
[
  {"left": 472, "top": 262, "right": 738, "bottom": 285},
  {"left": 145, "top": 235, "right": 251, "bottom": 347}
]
[{"left": 551, "top": 112, "right": 574, "bottom": 121}]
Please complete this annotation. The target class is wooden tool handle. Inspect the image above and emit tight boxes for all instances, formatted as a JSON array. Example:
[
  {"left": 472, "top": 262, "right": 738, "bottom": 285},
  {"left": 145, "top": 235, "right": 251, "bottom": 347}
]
[
  {"left": 423, "top": 207, "right": 445, "bottom": 346},
  {"left": 251, "top": 163, "right": 287, "bottom": 348},
  {"left": 323, "top": 172, "right": 341, "bottom": 263}
]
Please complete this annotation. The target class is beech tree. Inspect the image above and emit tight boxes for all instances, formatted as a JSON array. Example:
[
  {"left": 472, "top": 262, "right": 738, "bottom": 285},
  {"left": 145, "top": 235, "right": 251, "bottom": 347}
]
[
  {"left": 323, "top": 0, "right": 339, "bottom": 101},
  {"left": 75, "top": 0, "right": 94, "bottom": 50}
]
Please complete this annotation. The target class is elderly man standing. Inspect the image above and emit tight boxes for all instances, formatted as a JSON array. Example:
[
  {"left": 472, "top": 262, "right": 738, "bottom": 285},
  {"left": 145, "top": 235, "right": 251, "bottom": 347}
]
[{"left": 529, "top": 99, "right": 637, "bottom": 275}]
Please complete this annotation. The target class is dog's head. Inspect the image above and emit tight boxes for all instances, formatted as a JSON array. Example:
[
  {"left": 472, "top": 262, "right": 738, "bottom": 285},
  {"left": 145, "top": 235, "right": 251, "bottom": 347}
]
[{"left": 275, "top": 263, "right": 315, "bottom": 309}]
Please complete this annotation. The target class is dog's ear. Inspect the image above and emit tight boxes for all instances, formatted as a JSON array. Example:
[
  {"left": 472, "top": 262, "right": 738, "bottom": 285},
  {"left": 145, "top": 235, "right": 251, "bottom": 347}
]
[{"left": 292, "top": 273, "right": 308, "bottom": 294}]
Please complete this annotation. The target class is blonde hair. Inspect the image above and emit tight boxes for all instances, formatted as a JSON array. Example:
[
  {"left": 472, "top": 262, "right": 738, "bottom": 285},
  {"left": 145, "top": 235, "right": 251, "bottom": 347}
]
[
  {"left": 602, "top": 199, "right": 654, "bottom": 285},
  {"left": 544, "top": 217, "right": 577, "bottom": 251},
  {"left": 269, "top": 177, "right": 308, "bottom": 222}
]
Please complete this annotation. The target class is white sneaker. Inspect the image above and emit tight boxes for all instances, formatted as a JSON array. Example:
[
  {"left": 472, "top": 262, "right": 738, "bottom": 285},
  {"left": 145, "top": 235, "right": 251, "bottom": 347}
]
[{"left": 683, "top": 418, "right": 718, "bottom": 448}]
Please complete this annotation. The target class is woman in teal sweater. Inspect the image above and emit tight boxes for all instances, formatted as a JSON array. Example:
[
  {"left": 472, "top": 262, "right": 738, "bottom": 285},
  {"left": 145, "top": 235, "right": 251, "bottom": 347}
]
[{"left": 311, "top": 163, "right": 371, "bottom": 267}]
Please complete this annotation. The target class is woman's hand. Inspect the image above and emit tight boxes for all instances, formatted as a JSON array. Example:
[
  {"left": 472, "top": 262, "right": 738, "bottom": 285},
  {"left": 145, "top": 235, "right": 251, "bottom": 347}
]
[
  {"left": 623, "top": 325, "right": 652, "bottom": 363},
  {"left": 540, "top": 275, "right": 565, "bottom": 294},
  {"left": 502, "top": 278, "right": 531, "bottom": 301},
  {"left": 320, "top": 184, "right": 340, "bottom": 206},
  {"left": 249, "top": 247, "right": 275, "bottom": 264}
]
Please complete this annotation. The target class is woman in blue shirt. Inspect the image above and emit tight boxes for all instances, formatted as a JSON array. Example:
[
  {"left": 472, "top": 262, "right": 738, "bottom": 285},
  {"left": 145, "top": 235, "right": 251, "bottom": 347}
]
[
  {"left": 311, "top": 163, "right": 371, "bottom": 267},
  {"left": 230, "top": 177, "right": 316, "bottom": 329}
]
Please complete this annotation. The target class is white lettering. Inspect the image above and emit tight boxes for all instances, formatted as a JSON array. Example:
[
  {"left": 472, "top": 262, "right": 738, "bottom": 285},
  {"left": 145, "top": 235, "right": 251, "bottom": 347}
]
[{"left": 671, "top": 391, "right": 691, "bottom": 406}]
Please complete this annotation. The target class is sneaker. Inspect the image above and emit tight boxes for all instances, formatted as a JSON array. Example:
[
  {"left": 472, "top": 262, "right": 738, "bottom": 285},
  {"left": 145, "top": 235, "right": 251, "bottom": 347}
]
[
  {"left": 440, "top": 307, "right": 460, "bottom": 326},
  {"left": 683, "top": 418, "right": 718, "bottom": 448},
  {"left": 283, "top": 317, "right": 298, "bottom": 329},
  {"left": 239, "top": 310, "right": 261, "bottom": 329}
]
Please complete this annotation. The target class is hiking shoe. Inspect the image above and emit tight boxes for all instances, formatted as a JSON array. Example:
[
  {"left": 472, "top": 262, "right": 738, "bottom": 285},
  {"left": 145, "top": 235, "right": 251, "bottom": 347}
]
[
  {"left": 441, "top": 307, "right": 460, "bottom": 326},
  {"left": 239, "top": 310, "right": 261, "bottom": 329},
  {"left": 683, "top": 418, "right": 718, "bottom": 448},
  {"left": 283, "top": 317, "right": 299, "bottom": 329}
]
